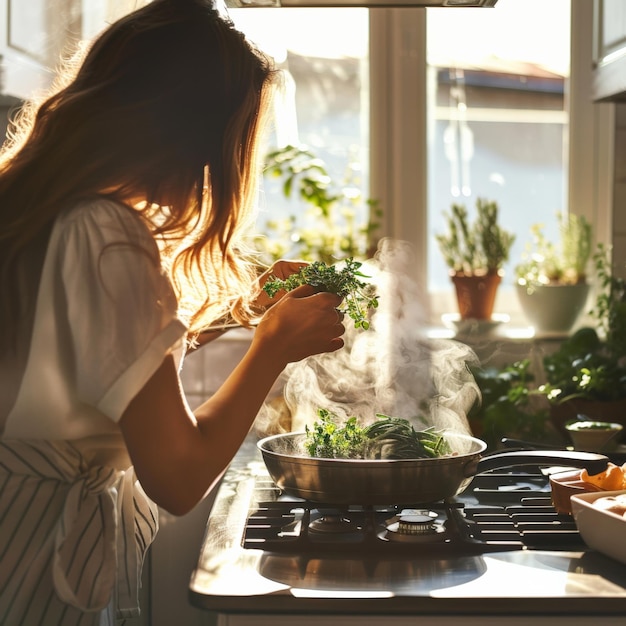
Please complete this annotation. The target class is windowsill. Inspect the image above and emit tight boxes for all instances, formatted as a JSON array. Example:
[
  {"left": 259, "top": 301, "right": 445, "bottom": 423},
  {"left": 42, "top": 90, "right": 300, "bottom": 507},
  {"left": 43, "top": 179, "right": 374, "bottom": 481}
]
[
  {"left": 424, "top": 322, "right": 570, "bottom": 368},
  {"left": 425, "top": 324, "right": 563, "bottom": 342}
]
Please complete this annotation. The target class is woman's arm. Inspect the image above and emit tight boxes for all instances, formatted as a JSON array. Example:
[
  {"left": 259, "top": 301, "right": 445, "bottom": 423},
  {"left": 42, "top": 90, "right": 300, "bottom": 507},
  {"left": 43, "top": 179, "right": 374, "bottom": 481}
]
[{"left": 119, "top": 284, "right": 344, "bottom": 515}]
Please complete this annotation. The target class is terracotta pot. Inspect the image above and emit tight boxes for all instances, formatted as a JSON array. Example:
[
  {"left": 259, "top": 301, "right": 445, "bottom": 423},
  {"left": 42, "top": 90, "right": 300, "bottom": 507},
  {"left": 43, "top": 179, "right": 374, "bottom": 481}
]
[
  {"left": 550, "top": 397, "right": 626, "bottom": 444},
  {"left": 451, "top": 272, "right": 501, "bottom": 320}
]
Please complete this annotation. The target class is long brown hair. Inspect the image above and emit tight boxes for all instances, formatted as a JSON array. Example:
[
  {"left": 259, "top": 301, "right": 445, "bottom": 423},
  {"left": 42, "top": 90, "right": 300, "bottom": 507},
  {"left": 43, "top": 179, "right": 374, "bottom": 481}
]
[{"left": 0, "top": 0, "right": 276, "bottom": 342}]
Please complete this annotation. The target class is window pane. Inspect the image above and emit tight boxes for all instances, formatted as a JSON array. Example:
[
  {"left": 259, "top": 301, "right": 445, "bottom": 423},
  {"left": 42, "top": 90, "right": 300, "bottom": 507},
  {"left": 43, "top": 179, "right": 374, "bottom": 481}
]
[
  {"left": 230, "top": 8, "right": 370, "bottom": 263},
  {"left": 427, "top": 0, "right": 571, "bottom": 295}
]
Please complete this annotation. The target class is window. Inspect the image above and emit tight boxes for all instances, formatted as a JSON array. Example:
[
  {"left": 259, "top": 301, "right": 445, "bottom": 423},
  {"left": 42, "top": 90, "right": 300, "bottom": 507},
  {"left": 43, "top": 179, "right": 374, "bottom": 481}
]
[
  {"left": 370, "top": 2, "right": 610, "bottom": 327},
  {"left": 224, "top": 4, "right": 612, "bottom": 329},
  {"left": 426, "top": 0, "right": 570, "bottom": 293},
  {"left": 230, "top": 9, "right": 371, "bottom": 263}
]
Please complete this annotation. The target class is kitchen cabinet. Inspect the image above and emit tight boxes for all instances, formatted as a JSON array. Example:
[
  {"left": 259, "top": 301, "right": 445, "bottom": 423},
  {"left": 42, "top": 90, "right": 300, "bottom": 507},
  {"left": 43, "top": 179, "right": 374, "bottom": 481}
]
[
  {"left": 593, "top": 0, "right": 626, "bottom": 101},
  {"left": 0, "top": 0, "right": 138, "bottom": 100},
  {"left": 0, "top": 0, "right": 81, "bottom": 99}
]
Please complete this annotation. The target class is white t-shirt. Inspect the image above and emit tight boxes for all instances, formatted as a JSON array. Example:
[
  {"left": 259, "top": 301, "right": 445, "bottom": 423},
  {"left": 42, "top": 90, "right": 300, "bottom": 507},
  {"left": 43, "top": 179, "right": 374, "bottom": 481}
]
[{"left": 3, "top": 197, "right": 188, "bottom": 439}]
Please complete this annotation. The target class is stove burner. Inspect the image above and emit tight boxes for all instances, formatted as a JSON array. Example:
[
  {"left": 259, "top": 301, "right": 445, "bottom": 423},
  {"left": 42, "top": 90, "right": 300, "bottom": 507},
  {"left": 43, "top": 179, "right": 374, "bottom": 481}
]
[
  {"left": 398, "top": 513, "right": 437, "bottom": 534},
  {"left": 380, "top": 509, "right": 447, "bottom": 543},
  {"left": 309, "top": 510, "right": 360, "bottom": 535}
]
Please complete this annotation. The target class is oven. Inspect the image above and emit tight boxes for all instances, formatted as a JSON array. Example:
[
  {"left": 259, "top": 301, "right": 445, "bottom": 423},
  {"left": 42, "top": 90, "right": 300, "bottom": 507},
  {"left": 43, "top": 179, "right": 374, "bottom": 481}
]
[{"left": 189, "top": 435, "right": 626, "bottom": 625}]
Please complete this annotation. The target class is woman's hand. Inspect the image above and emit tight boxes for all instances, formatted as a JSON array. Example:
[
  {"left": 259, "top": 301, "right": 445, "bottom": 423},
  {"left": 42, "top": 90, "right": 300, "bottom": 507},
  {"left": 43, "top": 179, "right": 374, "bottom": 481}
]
[
  {"left": 253, "top": 259, "right": 308, "bottom": 312},
  {"left": 253, "top": 284, "right": 345, "bottom": 364}
]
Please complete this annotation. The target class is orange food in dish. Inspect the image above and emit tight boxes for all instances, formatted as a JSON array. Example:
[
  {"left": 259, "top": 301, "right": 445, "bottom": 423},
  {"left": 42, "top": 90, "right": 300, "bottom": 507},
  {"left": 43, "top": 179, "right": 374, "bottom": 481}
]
[
  {"left": 592, "top": 494, "right": 626, "bottom": 518},
  {"left": 580, "top": 462, "right": 626, "bottom": 491}
]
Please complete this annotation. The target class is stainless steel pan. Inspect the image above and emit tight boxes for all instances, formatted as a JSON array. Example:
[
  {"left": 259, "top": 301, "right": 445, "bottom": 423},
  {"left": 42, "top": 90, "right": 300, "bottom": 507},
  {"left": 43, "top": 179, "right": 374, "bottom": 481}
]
[{"left": 257, "top": 431, "right": 610, "bottom": 505}]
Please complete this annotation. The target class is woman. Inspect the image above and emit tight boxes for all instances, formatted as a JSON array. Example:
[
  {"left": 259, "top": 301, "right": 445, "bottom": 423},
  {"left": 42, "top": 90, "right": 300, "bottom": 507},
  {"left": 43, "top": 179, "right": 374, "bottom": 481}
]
[{"left": 0, "top": 1, "right": 345, "bottom": 624}]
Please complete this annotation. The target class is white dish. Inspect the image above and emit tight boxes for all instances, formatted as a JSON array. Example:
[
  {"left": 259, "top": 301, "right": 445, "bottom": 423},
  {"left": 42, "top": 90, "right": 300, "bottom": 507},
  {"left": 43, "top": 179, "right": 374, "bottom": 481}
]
[
  {"left": 441, "top": 313, "right": 510, "bottom": 337},
  {"left": 565, "top": 420, "right": 623, "bottom": 452},
  {"left": 570, "top": 489, "right": 626, "bottom": 564}
]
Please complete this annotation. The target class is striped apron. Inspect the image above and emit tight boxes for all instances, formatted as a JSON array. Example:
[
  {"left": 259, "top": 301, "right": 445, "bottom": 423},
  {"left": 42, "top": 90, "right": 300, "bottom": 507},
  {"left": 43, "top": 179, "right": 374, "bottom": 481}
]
[{"left": 0, "top": 439, "right": 158, "bottom": 625}]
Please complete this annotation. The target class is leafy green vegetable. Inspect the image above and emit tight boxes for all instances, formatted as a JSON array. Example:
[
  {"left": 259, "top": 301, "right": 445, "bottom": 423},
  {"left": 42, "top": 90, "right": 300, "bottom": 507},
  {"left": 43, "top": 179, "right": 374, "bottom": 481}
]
[
  {"left": 262, "top": 258, "right": 378, "bottom": 329},
  {"left": 304, "top": 408, "right": 451, "bottom": 460},
  {"left": 304, "top": 409, "right": 367, "bottom": 459}
]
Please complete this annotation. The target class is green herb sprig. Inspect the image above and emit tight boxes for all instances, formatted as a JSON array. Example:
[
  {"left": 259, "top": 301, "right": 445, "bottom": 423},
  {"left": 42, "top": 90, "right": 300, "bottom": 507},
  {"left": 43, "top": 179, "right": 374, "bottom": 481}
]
[
  {"left": 305, "top": 409, "right": 367, "bottom": 459},
  {"left": 262, "top": 258, "right": 378, "bottom": 330}
]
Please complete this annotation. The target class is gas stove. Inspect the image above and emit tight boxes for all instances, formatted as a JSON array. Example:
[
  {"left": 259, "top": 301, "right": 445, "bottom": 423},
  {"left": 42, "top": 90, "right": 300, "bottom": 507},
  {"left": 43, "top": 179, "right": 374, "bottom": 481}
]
[
  {"left": 189, "top": 435, "right": 626, "bottom": 624},
  {"left": 242, "top": 473, "right": 585, "bottom": 557}
]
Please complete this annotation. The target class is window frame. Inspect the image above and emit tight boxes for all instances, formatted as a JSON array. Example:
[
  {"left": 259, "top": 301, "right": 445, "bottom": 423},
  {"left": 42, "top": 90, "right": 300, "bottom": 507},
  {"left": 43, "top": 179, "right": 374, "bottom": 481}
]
[{"left": 369, "top": 2, "right": 615, "bottom": 327}]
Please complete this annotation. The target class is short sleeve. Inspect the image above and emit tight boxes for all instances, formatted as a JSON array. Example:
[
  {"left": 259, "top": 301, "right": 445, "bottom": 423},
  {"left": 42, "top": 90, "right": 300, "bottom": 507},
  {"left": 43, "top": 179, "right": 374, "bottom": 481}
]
[{"left": 58, "top": 200, "right": 188, "bottom": 421}]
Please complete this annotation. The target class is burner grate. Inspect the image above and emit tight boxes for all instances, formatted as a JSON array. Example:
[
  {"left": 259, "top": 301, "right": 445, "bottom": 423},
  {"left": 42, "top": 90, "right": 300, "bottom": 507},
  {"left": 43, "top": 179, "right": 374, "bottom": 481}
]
[
  {"left": 242, "top": 468, "right": 586, "bottom": 556},
  {"left": 461, "top": 503, "right": 584, "bottom": 549}
]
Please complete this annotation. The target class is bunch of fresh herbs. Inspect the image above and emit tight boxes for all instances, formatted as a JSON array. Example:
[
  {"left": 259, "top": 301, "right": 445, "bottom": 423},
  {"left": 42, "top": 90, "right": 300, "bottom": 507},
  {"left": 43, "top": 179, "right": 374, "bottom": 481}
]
[
  {"left": 262, "top": 258, "right": 378, "bottom": 330},
  {"left": 304, "top": 408, "right": 451, "bottom": 460}
]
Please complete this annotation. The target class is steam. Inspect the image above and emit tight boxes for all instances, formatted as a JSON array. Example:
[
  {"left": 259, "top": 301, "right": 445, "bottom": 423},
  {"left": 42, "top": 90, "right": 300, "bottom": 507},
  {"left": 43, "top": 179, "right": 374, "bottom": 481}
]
[{"left": 257, "top": 239, "right": 480, "bottom": 443}]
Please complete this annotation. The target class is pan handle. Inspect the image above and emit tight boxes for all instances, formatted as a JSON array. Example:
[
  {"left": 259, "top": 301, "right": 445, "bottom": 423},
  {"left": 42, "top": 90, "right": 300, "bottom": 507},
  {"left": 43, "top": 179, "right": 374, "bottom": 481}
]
[
  {"left": 475, "top": 450, "right": 609, "bottom": 476},
  {"left": 500, "top": 437, "right": 565, "bottom": 451}
]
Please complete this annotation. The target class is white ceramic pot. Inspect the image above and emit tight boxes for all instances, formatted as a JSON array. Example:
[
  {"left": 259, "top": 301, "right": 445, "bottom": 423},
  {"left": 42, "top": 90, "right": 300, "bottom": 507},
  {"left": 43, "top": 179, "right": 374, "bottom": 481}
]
[
  {"left": 565, "top": 420, "right": 623, "bottom": 452},
  {"left": 516, "top": 282, "right": 590, "bottom": 335}
]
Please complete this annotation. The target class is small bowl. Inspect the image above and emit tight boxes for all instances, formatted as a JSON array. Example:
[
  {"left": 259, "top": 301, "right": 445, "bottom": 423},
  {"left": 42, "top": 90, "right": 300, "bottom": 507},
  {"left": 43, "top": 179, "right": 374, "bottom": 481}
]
[
  {"left": 549, "top": 469, "right": 602, "bottom": 515},
  {"left": 570, "top": 489, "right": 626, "bottom": 564},
  {"left": 565, "top": 420, "right": 623, "bottom": 452}
]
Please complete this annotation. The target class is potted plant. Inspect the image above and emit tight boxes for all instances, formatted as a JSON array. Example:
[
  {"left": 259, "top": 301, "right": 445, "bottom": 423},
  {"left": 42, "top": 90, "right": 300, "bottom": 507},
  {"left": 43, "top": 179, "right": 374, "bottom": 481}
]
[
  {"left": 255, "top": 144, "right": 381, "bottom": 265},
  {"left": 468, "top": 359, "right": 560, "bottom": 451},
  {"left": 468, "top": 245, "right": 626, "bottom": 449},
  {"left": 538, "top": 244, "right": 626, "bottom": 442},
  {"left": 436, "top": 198, "right": 515, "bottom": 320},
  {"left": 515, "top": 213, "right": 592, "bottom": 335}
]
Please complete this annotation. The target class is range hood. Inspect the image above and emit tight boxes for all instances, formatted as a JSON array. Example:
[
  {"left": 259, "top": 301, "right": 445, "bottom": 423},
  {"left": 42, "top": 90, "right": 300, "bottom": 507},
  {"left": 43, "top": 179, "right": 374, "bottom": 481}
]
[{"left": 226, "top": 0, "right": 497, "bottom": 8}]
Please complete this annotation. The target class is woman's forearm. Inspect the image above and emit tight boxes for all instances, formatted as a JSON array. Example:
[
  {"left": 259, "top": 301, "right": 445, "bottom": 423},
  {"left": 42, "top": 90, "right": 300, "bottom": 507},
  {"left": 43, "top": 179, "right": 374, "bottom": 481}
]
[{"left": 192, "top": 340, "right": 286, "bottom": 474}]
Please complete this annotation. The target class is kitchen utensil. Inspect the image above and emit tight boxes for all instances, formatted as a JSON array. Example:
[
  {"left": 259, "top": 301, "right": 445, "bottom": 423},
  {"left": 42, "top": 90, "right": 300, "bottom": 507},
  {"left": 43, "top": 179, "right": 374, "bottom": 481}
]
[{"left": 257, "top": 431, "right": 609, "bottom": 505}]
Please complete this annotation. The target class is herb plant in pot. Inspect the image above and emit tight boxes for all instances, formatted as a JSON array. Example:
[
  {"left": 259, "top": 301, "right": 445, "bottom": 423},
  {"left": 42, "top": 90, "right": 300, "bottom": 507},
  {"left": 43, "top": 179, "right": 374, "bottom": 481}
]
[
  {"left": 436, "top": 198, "right": 515, "bottom": 321},
  {"left": 541, "top": 244, "right": 626, "bottom": 443},
  {"left": 515, "top": 213, "right": 592, "bottom": 335}
]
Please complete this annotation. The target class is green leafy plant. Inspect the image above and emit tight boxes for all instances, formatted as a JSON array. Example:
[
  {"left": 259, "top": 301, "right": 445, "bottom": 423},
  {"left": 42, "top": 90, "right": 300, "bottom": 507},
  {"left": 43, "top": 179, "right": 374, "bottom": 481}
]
[
  {"left": 468, "top": 360, "right": 556, "bottom": 449},
  {"left": 515, "top": 213, "right": 592, "bottom": 289},
  {"left": 436, "top": 198, "right": 515, "bottom": 276},
  {"left": 304, "top": 408, "right": 451, "bottom": 459},
  {"left": 257, "top": 144, "right": 381, "bottom": 265},
  {"left": 469, "top": 245, "right": 626, "bottom": 449},
  {"left": 262, "top": 258, "right": 379, "bottom": 330},
  {"left": 540, "top": 244, "right": 626, "bottom": 404}
]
